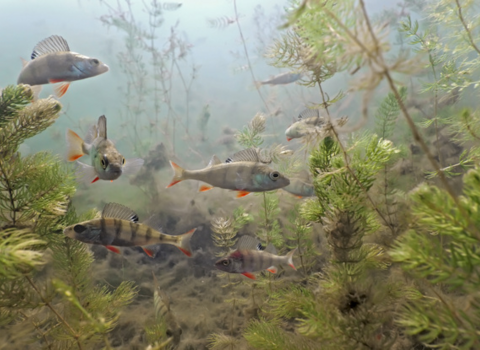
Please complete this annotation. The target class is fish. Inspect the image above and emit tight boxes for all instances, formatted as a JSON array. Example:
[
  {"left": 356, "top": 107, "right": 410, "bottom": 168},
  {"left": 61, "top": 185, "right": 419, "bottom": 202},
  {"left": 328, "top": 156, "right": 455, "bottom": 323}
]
[
  {"left": 285, "top": 108, "right": 324, "bottom": 141},
  {"left": 63, "top": 203, "right": 196, "bottom": 257},
  {"left": 65, "top": 115, "right": 144, "bottom": 183},
  {"left": 166, "top": 148, "right": 290, "bottom": 198},
  {"left": 214, "top": 236, "right": 296, "bottom": 280},
  {"left": 283, "top": 178, "right": 315, "bottom": 198},
  {"left": 152, "top": 272, "right": 182, "bottom": 348},
  {"left": 254, "top": 72, "right": 303, "bottom": 88},
  {"left": 17, "top": 35, "right": 109, "bottom": 98}
]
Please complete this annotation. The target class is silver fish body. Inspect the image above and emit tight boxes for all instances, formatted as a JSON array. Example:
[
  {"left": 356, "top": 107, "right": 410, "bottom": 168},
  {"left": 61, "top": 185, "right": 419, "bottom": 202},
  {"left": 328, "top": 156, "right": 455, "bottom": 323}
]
[
  {"left": 63, "top": 203, "right": 195, "bottom": 257},
  {"left": 214, "top": 236, "right": 296, "bottom": 279},
  {"left": 18, "top": 52, "right": 108, "bottom": 85},
  {"left": 66, "top": 115, "right": 144, "bottom": 183},
  {"left": 167, "top": 148, "right": 290, "bottom": 194},
  {"left": 257, "top": 72, "right": 303, "bottom": 86}
]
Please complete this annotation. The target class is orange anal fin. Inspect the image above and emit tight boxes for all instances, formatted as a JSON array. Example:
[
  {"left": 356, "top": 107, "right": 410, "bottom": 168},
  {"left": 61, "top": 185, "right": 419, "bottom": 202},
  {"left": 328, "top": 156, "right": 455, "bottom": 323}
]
[
  {"left": 242, "top": 272, "right": 256, "bottom": 280},
  {"left": 69, "top": 154, "right": 83, "bottom": 161},
  {"left": 178, "top": 247, "right": 192, "bottom": 257},
  {"left": 296, "top": 195, "right": 303, "bottom": 199},
  {"left": 167, "top": 180, "right": 181, "bottom": 188},
  {"left": 105, "top": 245, "right": 120, "bottom": 254},
  {"left": 53, "top": 82, "right": 70, "bottom": 98},
  {"left": 110, "top": 180, "right": 113, "bottom": 183},
  {"left": 199, "top": 185, "right": 214, "bottom": 192},
  {"left": 91, "top": 177, "right": 100, "bottom": 184},
  {"left": 266, "top": 266, "right": 277, "bottom": 274},
  {"left": 236, "top": 191, "right": 250, "bottom": 198},
  {"left": 286, "top": 137, "right": 292, "bottom": 141},
  {"left": 142, "top": 247, "right": 154, "bottom": 257}
]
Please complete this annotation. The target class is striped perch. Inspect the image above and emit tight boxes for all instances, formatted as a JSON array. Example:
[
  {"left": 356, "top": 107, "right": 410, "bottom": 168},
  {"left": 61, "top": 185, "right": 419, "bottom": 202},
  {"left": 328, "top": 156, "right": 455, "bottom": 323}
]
[
  {"left": 214, "top": 236, "right": 296, "bottom": 280},
  {"left": 63, "top": 203, "right": 195, "bottom": 257}
]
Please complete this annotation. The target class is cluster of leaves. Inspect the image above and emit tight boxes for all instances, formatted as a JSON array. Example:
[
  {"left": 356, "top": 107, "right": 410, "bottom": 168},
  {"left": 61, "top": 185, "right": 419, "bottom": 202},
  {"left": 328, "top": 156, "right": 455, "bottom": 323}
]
[{"left": 0, "top": 85, "right": 137, "bottom": 349}]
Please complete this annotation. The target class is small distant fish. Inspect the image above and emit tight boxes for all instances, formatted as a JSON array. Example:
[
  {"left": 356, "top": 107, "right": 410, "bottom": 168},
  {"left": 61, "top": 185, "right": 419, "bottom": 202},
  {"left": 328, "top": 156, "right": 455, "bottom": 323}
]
[
  {"left": 63, "top": 203, "right": 196, "bottom": 257},
  {"left": 66, "top": 115, "right": 144, "bottom": 183},
  {"left": 283, "top": 178, "right": 315, "bottom": 198},
  {"left": 207, "top": 16, "right": 237, "bottom": 29},
  {"left": 215, "top": 236, "right": 296, "bottom": 280},
  {"left": 254, "top": 72, "right": 302, "bottom": 88},
  {"left": 166, "top": 148, "right": 290, "bottom": 198},
  {"left": 18, "top": 35, "right": 109, "bottom": 98},
  {"left": 152, "top": 272, "right": 182, "bottom": 348},
  {"left": 162, "top": 2, "right": 182, "bottom": 11},
  {"left": 285, "top": 109, "right": 325, "bottom": 141}
]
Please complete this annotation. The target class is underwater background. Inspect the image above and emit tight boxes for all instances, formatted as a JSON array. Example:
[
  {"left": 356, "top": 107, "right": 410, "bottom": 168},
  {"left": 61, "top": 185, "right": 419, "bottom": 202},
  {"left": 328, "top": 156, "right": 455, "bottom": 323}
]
[{"left": 2, "top": 0, "right": 480, "bottom": 349}]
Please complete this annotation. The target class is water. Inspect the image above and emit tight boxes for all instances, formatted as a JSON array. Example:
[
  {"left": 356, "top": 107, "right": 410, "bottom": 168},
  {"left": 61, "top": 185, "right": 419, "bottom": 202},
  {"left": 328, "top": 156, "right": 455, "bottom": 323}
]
[{"left": 2, "top": 0, "right": 478, "bottom": 349}]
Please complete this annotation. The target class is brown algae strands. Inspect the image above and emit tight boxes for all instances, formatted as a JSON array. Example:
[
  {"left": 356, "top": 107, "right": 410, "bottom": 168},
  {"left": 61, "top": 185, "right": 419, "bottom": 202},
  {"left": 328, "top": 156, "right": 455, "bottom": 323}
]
[
  {"left": 63, "top": 203, "right": 196, "bottom": 257},
  {"left": 214, "top": 236, "right": 296, "bottom": 280},
  {"left": 166, "top": 148, "right": 290, "bottom": 198},
  {"left": 65, "top": 115, "right": 144, "bottom": 183},
  {"left": 17, "top": 35, "right": 109, "bottom": 98}
]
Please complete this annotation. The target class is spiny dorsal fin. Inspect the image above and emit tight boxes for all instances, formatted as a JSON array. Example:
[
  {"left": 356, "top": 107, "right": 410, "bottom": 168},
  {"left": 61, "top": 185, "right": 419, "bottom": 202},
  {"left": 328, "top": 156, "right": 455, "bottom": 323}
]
[
  {"left": 226, "top": 148, "right": 271, "bottom": 164},
  {"left": 207, "top": 155, "right": 222, "bottom": 168},
  {"left": 297, "top": 108, "right": 319, "bottom": 121},
  {"left": 102, "top": 203, "right": 139, "bottom": 222},
  {"left": 97, "top": 115, "right": 107, "bottom": 139},
  {"left": 31, "top": 35, "right": 70, "bottom": 60},
  {"left": 236, "top": 235, "right": 276, "bottom": 254}
]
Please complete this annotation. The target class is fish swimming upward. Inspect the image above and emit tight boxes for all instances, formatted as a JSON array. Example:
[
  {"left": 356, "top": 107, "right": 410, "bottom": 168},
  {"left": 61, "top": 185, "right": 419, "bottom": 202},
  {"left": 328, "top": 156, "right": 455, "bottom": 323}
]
[
  {"left": 215, "top": 236, "right": 296, "bottom": 280},
  {"left": 63, "top": 203, "right": 196, "bottom": 257},
  {"left": 17, "top": 35, "right": 109, "bottom": 98},
  {"left": 152, "top": 272, "right": 182, "bottom": 348},
  {"left": 166, "top": 148, "right": 290, "bottom": 197},
  {"left": 254, "top": 72, "right": 303, "bottom": 88},
  {"left": 285, "top": 108, "right": 324, "bottom": 141},
  {"left": 66, "top": 115, "right": 144, "bottom": 183}
]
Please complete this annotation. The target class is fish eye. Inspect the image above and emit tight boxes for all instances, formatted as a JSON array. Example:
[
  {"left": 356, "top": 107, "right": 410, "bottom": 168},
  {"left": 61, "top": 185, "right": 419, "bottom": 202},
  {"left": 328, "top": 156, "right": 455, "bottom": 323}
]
[
  {"left": 101, "top": 156, "right": 108, "bottom": 169},
  {"left": 179, "top": 329, "right": 183, "bottom": 335},
  {"left": 222, "top": 260, "right": 230, "bottom": 266},
  {"left": 166, "top": 330, "right": 173, "bottom": 337},
  {"left": 73, "top": 225, "right": 87, "bottom": 233},
  {"left": 122, "top": 157, "right": 126, "bottom": 165},
  {"left": 92, "top": 59, "right": 99, "bottom": 65},
  {"left": 269, "top": 171, "right": 280, "bottom": 181}
]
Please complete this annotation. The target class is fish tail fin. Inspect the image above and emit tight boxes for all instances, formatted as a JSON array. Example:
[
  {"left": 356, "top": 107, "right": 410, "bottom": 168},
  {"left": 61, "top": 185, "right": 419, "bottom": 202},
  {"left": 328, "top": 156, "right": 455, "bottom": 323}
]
[
  {"left": 254, "top": 80, "right": 262, "bottom": 89},
  {"left": 175, "top": 228, "right": 196, "bottom": 257},
  {"left": 66, "top": 129, "right": 85, "bottom": 161},
  {"left": 97, "top": 115, "right": 107, "bottom": 139},
  {"left": 285, "top": 248, "right": 297, "bottom": 271},
  {"left": 166, "top": 161, "right": 185, "bottom": 188}
]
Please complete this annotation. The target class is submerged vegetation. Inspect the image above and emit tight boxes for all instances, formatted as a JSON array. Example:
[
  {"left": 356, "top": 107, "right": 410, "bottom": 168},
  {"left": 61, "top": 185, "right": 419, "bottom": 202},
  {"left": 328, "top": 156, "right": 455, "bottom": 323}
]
[{"left": 4, "top": 0, "right": 480, "bottom": 349}]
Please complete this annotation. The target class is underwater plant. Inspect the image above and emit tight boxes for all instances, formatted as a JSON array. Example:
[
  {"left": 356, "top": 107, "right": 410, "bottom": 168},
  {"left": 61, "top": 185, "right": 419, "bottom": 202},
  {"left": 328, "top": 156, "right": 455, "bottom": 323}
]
[{"left": 0, "top": 85, "right": 136, "bottom": 349}]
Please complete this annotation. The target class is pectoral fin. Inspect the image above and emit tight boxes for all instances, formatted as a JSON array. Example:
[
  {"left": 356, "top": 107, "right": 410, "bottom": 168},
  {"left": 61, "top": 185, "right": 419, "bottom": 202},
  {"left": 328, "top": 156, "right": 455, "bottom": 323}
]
[
  {"left": 142, "top": 247, "right": 154, "bottom": 257},
  {"left": 52, "top": 81, "right": 70, "bottom": 98},
  {"left": 236, "top": 190, "right": 250, "bottom": 198},
  {"left": 105, "top": 245, "right": 120, "bottom": 254},
  {"left": 241, "top": 272, "right": 256, "bottom": 280},
  {"left": 266, "top": 266, "right": 277, "bottom": 274},
  {"left": 200, "top": 184, "right": 213, "bottom": 192}
]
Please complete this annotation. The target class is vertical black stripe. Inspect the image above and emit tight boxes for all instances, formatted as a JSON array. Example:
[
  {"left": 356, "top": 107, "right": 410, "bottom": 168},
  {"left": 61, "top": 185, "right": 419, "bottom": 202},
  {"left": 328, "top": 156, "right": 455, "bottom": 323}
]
[
  {"left": 100, "top": 217, "right": 106, "bottom": 234},
  {"left": 115, "top": 219, "right": 122, "bottom": 239},
  {"left": 130, "top": 222, "right": 138, "bottom": 242},
  {"left": 145, "top": 228, "right": 152, "bottom": 243}
]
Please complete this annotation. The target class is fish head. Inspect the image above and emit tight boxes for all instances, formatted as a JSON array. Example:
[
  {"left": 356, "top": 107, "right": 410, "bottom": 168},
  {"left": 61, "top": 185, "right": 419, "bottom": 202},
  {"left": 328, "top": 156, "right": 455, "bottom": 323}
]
[
  {"left": 285, "top": 122, "right": 307, "bottom": 140},
  {"left": 166, "top": 326, "right": 183, "bottom": 346},
  {"left": 93, "top": 148, "right": 125, "bottom": 181},
  {"left": 214, "top": 251, "right": 244, "bottom": 273},
  {"left": 72, "top": 54, "right": 109, "bottom": 78},
  {"left": 63, "top": 221, "right": 101, "bottom": 244},
  {"left": 251, "top": 166, "right": 290, "bottom": 191}
]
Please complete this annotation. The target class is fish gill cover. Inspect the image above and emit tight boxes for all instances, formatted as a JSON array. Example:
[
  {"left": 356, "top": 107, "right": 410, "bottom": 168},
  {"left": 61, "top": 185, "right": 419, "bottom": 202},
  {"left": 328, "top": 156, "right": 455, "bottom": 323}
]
[{"left": 2, "top": 0, "right": 480, "bottom": 349}]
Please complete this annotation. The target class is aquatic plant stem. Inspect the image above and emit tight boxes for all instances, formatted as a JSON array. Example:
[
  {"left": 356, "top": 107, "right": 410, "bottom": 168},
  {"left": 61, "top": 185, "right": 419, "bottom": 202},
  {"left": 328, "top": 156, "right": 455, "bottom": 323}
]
[
  {"left": 233, "top": 0, "right": 278, "bottom": 138},
  {"left": 25, "top": 275, "right": 83, "bottom": 350},
  {"left": 0, "top": 161, "right": 17, "bottom": 225},
  {"left": 454, "top": 0, "right": 480, "bottom": 56},
  {"left": 20, "top": 311, "right": 53, "bottom": 350},
  {"left": 318, "top": 82, "right": 394, "bottom": 235}
]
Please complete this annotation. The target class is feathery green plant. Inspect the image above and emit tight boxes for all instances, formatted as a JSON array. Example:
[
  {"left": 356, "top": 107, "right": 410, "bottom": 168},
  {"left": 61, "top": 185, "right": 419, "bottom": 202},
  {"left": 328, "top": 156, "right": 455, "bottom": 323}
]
[{"left": 0, "top": 85, "right": 137, "bottom": 349}]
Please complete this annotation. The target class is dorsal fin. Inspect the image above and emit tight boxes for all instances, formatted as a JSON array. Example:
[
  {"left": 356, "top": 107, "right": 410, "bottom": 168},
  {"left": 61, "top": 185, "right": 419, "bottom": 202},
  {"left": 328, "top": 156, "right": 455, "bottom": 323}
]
[
  {"left": 31, "top": 35, "right": 70, "bottom": 60},
  {"left": 236, "top": 236, "right": 277, "bottom": 254},
  {"left": 226, "top": 148, "right": 270, "bottom": 164},
  {"left": 102, "top": 203, "right": 139, "bottom": 222},
  {"left": 97, "top": 115, "right": 107, "bottom": 139},
  {"left": 207, "top": 155, "right": 222, "bottom": 168}
]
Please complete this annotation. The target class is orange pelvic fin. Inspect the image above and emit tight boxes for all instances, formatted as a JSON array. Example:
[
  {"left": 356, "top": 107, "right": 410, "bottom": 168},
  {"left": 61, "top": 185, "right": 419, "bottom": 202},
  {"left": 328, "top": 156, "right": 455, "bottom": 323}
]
[
  {"left": 236, "top": 190, "right": 250, "bottom": 198},
  {"left": 142, "top": 247, "right": 154, "bottom": 257},
  {"left": 105, "top": 245, "right": 120, "bottom": 254},
  {"left": 286, "top": 137, "right": 292, "bottom": 141},
  {"left": 242, "top": 272, "right": 256, "bottom": 280},
  {"left": 199, "top": 184, "right": 213, "bottom": 192},
  {"left": 91, "top": 177, "right": 100, "bottom": 184},
  {"left": 52, "top": 82, "right": 70, "bottom": 98},
  {"left": 266, "top": 266, "right": 277, "bottom": 274}
]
